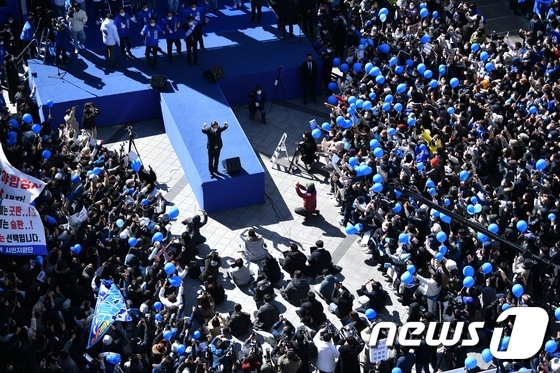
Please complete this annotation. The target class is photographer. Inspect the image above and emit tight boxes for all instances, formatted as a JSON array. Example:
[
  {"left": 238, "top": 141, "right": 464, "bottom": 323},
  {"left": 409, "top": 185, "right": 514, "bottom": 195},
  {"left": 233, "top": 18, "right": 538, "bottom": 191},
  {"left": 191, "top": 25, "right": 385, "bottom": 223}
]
[
  {"left": 83, "top": 102, "right": 100, "bottom": 139},
  {"left": 313, "top": 325, "right": 340, "bottom": 373},
  {"left": 64, "top": 105, "right": 80, "bottom": 138},
  {"left": 277, "top": 348, "right": 302, "bottom": 373},
  {"left": 67, "top": 2, "right": 87, "bottom": 53}
]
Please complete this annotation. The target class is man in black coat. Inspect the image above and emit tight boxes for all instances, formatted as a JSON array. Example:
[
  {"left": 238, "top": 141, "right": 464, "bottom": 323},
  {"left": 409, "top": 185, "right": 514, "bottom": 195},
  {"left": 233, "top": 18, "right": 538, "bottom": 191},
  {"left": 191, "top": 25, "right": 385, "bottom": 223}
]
[
  {"left": 253, "top": 294, "right": 280, "bottom": 331},
  {"left": 280, "top": 243, "right": 307, "bottom": 276},
  {"left": 226, "top": 303, "right": 252, "bottom": 337},
  {"left": 356, "top": 278, "right": 386, "bottom": 313},
  {"left": 280, "top": 270, "right": 310, "bottom": 305},
  {"left": 307, "top": 240, "right": 332, "bottom": 276},
  {"left": 300, "top": 53, "right": 317, "bottom": 104},
  {"left": 201, "top": 120, "right": 228, "bottom": 178},
  {"left": 297, "top": 291, "right": 326, "bottom": 328}
]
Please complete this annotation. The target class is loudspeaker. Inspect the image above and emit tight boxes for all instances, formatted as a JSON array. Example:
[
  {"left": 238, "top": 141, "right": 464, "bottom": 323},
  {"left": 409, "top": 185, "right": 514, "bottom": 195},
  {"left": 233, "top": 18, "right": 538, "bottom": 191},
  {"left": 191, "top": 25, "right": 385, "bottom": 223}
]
[
  {"left": 203, "top": 65, "right": 224, "bottom": 82},
  {"left": 222, "top": 157, "right": 241, "bottom": 174},
  {"left": 150, "top": 74, "right": 167, "bottom": 89}
]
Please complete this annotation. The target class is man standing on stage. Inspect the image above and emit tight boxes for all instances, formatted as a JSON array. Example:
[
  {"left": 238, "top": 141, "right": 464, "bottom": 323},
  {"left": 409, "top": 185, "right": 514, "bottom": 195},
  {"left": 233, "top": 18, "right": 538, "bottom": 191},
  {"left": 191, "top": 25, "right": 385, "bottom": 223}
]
[{"left": 202, "top": 121, "right": 228, "bottom": 179}]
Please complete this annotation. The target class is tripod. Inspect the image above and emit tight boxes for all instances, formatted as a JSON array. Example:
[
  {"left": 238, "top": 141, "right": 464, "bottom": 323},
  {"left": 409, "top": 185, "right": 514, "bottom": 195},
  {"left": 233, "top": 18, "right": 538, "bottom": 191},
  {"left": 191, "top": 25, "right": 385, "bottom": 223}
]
[
  {"left": 48, "top": 63, "right": 67, "bottom": 80},
  {"left": 126, "top": 125, "right": 142, "bottom": 163},
  {"left": 270, "top": 65, "right": 287, "bottom": 112}
]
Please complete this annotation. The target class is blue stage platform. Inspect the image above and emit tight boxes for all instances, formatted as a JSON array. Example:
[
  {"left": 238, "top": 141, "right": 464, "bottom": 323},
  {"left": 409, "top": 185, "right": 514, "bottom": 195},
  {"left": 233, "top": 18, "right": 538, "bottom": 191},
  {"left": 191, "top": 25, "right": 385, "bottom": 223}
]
[{"left": 27, "top": 1, "right": 320, "bottom": 212}]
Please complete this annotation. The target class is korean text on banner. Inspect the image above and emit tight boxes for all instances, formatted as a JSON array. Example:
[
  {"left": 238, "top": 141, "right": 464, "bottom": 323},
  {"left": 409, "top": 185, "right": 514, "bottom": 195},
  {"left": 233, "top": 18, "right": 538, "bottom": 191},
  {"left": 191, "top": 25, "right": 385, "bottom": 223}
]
[
  {"left": 0, "top": 199, "right": 47, "bottom": 256},
  {"left": 0, "top": 146, "right": 46, "bottom": 203}
]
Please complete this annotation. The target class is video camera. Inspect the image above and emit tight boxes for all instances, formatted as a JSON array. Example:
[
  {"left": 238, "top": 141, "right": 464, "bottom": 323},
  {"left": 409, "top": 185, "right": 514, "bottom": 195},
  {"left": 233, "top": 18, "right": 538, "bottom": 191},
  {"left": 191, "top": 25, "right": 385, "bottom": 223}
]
[
  {"left": 126, "top": 125, "right": 137, "bottom": 140},
  {"left": 339, "top": 325, "right": 364, "bottom": 345},
  {"left": 297, "top": 325, "right": 313, "bottom": 344}
]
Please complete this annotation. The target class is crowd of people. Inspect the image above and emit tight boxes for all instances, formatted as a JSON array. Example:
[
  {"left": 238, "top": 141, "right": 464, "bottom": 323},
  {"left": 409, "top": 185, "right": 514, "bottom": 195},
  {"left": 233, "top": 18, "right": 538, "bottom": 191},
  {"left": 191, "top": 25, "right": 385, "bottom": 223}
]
[{"left": 2, "top": 0, "right": 560, "bottom": 372}]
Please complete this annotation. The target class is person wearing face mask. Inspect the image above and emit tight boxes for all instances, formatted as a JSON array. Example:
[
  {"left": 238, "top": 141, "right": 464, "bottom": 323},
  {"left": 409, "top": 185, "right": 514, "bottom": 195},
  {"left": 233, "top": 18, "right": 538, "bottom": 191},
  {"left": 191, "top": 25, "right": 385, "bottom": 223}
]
[
  {"left": 201, "top": 121, "right": 229, "bottom": 178},
  {"left": 137, "top": 2, "right": 153, "bottom": 25},
  {"left": 100, "top": 13, "right": 120, "bottom": 68},
  {"left": 140, "top": 17, "right": 162, "bottom": 69},
  {"left": 161, "top": 11, "right": 181, "bottom": 61},
  {"left": 67, "top": 2, "right": 87, "bottom": 54},
  {"left": 182, "top": 15, "right": 199, "bottom": 65},
  {"left": 0, "top": 23, "right": 15, "bottom": 55},
  {"left": 183, "top": 2, "right": 209, "bottom": 50},
  {"left": 114, "top": 7, "right": 133, "bottom": 58},
  {"left": 248, "top": 85, "right": 267, "bottom": 123}
]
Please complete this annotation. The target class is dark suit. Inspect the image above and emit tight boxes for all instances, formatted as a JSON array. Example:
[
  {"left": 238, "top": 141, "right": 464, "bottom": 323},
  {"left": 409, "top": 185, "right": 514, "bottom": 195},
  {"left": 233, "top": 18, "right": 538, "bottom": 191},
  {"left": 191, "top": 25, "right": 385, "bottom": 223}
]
[
  {"left": 307, "top": 248, "right": 332, "bottom": 276},
  {"left": 300, "top": 59, "right": 317, "bottom": 104},
  {"left": 202, "top": 123, "right": 228, "bottom": 175},
  {"left": 254, "top": 301, "right": 280, "bottom": 330}
]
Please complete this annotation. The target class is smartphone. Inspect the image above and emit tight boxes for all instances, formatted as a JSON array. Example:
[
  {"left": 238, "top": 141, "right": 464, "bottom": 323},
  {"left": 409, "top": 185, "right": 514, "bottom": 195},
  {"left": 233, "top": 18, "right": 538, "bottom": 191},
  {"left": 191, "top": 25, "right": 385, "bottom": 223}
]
[{"left": 83, "top": 353, "right": 93, "bottom": 362}]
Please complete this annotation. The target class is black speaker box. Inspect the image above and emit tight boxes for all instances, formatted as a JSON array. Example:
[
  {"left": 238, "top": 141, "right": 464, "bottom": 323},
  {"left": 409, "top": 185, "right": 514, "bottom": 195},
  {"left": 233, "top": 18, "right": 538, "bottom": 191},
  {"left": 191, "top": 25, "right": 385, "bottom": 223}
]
[
  {"left": 203, "top": 65, "right": 225, "bottom": 82},
  {"left": 222, "top": 157, "right": 241, "bottom": 174},
  {"left": 150, "top": 74, "right": 167, "bottom": 89}
]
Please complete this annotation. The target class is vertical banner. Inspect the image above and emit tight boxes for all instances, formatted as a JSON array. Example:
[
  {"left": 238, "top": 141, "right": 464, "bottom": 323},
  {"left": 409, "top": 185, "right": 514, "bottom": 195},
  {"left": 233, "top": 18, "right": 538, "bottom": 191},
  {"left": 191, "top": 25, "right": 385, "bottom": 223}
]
[
  {"left": 0, "top": 146, "right": 46, "bottom": 203},
  {"left": 0, "top": 199, "right": 47, "bottom": 256}
]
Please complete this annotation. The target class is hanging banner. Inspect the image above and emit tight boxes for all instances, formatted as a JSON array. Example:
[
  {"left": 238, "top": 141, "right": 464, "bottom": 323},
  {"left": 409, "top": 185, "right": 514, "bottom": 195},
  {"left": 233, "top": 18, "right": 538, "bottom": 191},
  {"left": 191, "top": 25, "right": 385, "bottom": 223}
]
[
  {"left": 0, "top": 199, "right": 47, "bottom": 255},
  {"left": 0, "top": 146, "right": 46, "bottom": 203}
]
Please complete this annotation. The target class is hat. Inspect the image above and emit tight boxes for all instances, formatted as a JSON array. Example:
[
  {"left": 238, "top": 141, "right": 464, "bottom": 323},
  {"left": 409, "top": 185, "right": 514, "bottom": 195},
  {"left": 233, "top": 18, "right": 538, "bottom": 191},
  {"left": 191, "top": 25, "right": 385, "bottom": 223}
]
[{"left": 306, "top": 182, "right": 315, "bottom": 190}]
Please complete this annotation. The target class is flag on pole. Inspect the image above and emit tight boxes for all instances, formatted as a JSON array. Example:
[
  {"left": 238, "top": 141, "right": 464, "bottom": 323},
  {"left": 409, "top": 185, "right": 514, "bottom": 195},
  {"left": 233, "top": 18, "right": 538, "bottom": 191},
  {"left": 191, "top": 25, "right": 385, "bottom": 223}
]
[{"left": 87, "top": 280, "right": 131, "bottom": 349}]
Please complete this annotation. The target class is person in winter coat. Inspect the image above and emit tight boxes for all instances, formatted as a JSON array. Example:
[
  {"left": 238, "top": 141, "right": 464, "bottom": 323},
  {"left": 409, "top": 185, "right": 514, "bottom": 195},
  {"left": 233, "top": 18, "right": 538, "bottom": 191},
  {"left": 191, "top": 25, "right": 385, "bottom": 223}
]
[
  {"left": 280, "top": 270, "right": 310, "bottom": 305},
  {"left": 100, "top": 14, "right": 120, "bottom": 68},
  {"left": 294, "top": 182, "right": 319, "bottom": 219},
  {"left": 248, "top": 85, "right": 267, "bottom": 123},
  {"left": 54, "top": 20, "right": 72, "bottom": 65},
  {"left": 114, "top": 7, "right": 132, "bottom": 57},
  {"left": 239, "top": 227, "right": 268, "bottom": 263},
  {"left": 335, "top": 334, "right": 364, "bottom": 373}
]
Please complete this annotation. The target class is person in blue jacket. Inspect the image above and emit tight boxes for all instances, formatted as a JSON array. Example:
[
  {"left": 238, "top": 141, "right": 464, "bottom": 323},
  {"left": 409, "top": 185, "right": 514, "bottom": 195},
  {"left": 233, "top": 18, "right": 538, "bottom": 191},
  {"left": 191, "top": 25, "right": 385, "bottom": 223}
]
[
  {"left": 114, "top": 7, "right": 132, "bottom": 57},
  {"left": 140, "top": 17, "right": 162, "bottom": 68},
  {"left": 182, "top": 2, "right": 208, "bottom": 50},
  {"left": 54, "top": 19, "right": 72, "bottom": 65},
  {"left": 136, "top": 2, "right": 153, "bottom": 25},
  {"left": 20, "top": 15, "right": 36, "bottom": 60},
  {"left": 160, "top": 11, "right": 181, "bottom": 62}
]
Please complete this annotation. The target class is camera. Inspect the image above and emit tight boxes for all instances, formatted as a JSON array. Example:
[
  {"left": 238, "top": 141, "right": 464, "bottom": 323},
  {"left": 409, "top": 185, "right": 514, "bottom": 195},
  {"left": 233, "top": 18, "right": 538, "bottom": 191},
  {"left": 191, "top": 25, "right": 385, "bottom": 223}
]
[{"left": 126, "top": 125, "right": 137, "bottom": 140}]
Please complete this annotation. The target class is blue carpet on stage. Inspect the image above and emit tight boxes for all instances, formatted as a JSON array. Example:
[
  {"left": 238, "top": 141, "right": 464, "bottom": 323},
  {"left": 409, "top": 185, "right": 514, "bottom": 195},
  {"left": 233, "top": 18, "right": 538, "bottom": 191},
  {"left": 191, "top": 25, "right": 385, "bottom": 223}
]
[{"left": 27, "top": 0, "right": 320, "bottom": 212}]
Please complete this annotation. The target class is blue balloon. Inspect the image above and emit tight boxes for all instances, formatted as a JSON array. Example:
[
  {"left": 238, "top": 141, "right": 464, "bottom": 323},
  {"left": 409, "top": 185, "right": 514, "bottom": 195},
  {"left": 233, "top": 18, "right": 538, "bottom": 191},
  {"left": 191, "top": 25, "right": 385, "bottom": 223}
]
[
  {"left": 529, "top": 106, "right": 537, "bottom": 114},
  {"left": 432, "top": 10, "right": 438, "bottom": 18},
  {"left": 485, "top": 62, "right": 494, "bottom": 72},
  {"left": 536, "top": 158, "right": 547, "bottom": 170},
  {"left": 393, "top": 203, "right": 402, "bottom": 213},
  {"left": 399, "top": 233, "right": 409, "bottom": 244},
  {"left": 424, "top": 70, "right": 433, "bottom": 79},
  {"left": 481, "top": 348, "right": 493, "bottom": 363},
  {"left": 429, "top": 79, "right": 438, "bottom": 89},
  {"left": 397, "top": 83, "right": 407, "bottom": 93},
  {"left": 375, "top": 75, "right": 385, "bottom": 84},
  {"left": 116, "top": 219, "right": 124, "bottom": 228},
  {"left": 546, "top": 340, "right": 558, "bottom": 354},
  {"left": 384, "top": 94, "right": 394, "bottom": 103},
  {"left": 71, "top": 244, "right": 81, "bottom": 255},
  {"left": 46, "top": 99, "right": 54, "bottom": 108},
  {"left": 426, "top": 179, "right": 435, "bottom": 188},
  {"left": 106, "top": 353, "right": 121, "bottom": 365},
  {"left": 465, "top": 356, "right": 477, "bottom": 370},
  {"left": 450, "top": 78, "right": 459, "bottom": 88},
  {"left": 440, "top": 213, "right": 451, "bottom": 224},
  {"left": 463, "top": 265, "right": 475, "bottom": 277},
  {"left": 371, "top": 182, "right": 383, "bottom": 193},
  {"left": 339, "top": 63, "right": 348, "bottom": 73},
  {"left": 169, "top": 275, "right": 182, "bottom": 287},
  {"left": 152, "top": 232, "right": 164, "bottom": 242},
  {"left": 417, "top": 63, "right": 426, "bottom": 74},
  {"left": 363, "top": 101, "right": 373, "bottom": 110},
  {"left": 328, "top": 82, "right": 337, "bottom": 91},
  {"left": 154, "top": 301, "right": 162, "bottom": 311},
  {"left": 463, "top": 276, "right": 475, "bottom": 288},
  {"left": 420, "top": 7, "right": 429, "bottom": 18},
  {"left": 163, "top": 330, "right": 173, "bottom": 340},
  {"left": 471, "top": 43, "right": 480, "bottom": 52},
  {"left": 388, "top": 127, "right": 396, "bottom": 136},
  {"left": 420, "top": 34, "right": 430, "bottom": 44},
  {"left": 131, "top": 159, "right": 142, "bottom": 172},
  {"left": 395, "top": 65, "right": 404, "bottom": 74},
  {"left": 32, "top": 124, "right": 41, "bottom": 134},
  {"left": 482, "top": 262, "right": 492, "bottom": 275},
  {"left": 401, "top": 271, "right": 413, "bottom": 284},
  {"left": 407, "top": 264, "right": 416, "bottom": 274},
  {"left": 439, "top": 246, "right": 447, "bottom": 255},
  {"left": 164, "top": 262, "right": 175, "bottom": 275},
  {"left": 372, "top": 174, "right": 383, "bottom": 184},
  {"left": 353, "top": 62, "right": 362, "bottom": 73},
  {"left": 488, "top": 223, "right": 498, "bottom": 234},
  {"left": 389, "top": 56, "right": 397, "bottom": 66},
  {"left": 516, "top": 220, "right": 528, "bottom": 233},
  {"left": 377, "top": 44, "right": 390, "bottom": 54},
  {"left": 378, "top": 7, "right": 388, "bottom": 15},
  {"left": 42, "top": 150, "right": 51, "bottom": 159},
  {"left": 349, "top": 157, "right": 358, "bottom": 167},
  {"left": 549, "top": 213, "right": 557, "bottom": 221},
  {"left": 177, "top": 344, "right": 186, "bottom": 354},
  {"left": 168, "top": 206, "right": 179, "bottom": 219},
  {"left": 436, "top": 231, "right": 447, "bottom": 243},
  {"left": 312, "top": 128, "right": 322, "bottom": 139},
  {"left": 345, "top": 224, "right": 358, "bottom": 235},
  {"left": 332, "top": 57, "right": 341, "bottom": 67},
  {"left": 407, "top": 117, "right": 416, "bottom": 126},
  {"left": 459, "top": 170, "right": 469, "bottom": 181},
  {"left": 8, "top": 118, "right": 18, "bottom": 129},
  {"left": 512, "top": 283, "right": 524, "bottom": 298},
  {"left": 365, "top": 308, "right": 377, "bottom": 320},
  {"left": 22, "top": 113, "right": 32, "bottom": 124},
  {"left": 382, "top": 102, "right": 391, "bottom": 111},
  {"left": 500, "top": 336, "right": 510, "bottom": 351},
  {"left": 373, "top": 147, "right": 383, "bottom": 158},
  {"left": 435, "top": 252, "right": 444, "bottom": 261},
  {"left": 370, "top": 139, "right": 379, "bottom": 149},
  {"left": 438, "top": 64, "right": 447, "bottom": 75},
  {"left": 444, "top": 198, "right": 451, "bottom": 206},
  {"left": 155, "top": 313, "right": 163, "bottom": 321},
  {"left": 480, "top": 51, "right": 489, "bottom": 61}
]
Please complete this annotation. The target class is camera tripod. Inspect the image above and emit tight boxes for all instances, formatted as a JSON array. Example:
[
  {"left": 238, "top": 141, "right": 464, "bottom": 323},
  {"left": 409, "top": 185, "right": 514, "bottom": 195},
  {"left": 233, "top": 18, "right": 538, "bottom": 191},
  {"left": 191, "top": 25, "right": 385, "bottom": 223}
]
[
  {"left": 270, "top": 65, "right": 287, "bottom": 112},
  {"left": 126, "top": 125, "right": 142, "bottom": 162}
]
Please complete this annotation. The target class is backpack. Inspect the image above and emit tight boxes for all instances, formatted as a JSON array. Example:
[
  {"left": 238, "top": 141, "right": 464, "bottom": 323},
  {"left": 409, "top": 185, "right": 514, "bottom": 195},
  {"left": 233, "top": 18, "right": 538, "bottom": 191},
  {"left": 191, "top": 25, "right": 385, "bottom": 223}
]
[{"left": 253, "top": 279, "right": 274, "bottom": 302}]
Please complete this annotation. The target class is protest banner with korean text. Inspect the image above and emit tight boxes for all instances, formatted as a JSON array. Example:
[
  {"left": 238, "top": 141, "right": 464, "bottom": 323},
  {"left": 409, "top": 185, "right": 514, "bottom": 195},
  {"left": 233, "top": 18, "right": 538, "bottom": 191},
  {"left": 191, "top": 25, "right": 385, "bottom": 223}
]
[
  {"left": 0, "top": 199, "right": 47, "bottom": 256},
  {"left": 0, "top": 146, "right": 46, "bottom": 203}
]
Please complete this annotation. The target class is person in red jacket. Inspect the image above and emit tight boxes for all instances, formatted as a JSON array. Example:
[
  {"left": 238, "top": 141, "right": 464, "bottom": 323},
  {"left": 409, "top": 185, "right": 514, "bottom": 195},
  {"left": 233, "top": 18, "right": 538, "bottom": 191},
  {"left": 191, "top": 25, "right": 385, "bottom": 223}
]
[{"left": 294, "top": 182, "right": 320, "bottom": 219}]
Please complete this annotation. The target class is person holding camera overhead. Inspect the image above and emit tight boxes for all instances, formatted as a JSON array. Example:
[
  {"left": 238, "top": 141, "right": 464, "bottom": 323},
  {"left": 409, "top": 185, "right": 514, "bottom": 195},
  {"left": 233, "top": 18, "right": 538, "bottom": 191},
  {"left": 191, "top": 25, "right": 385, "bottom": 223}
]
[
  {"left": 83, "top": 102, "right": 99, "bottom": 139},
  {"left": 313, "top": 324, "right": 340, "bottom": 373}
]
